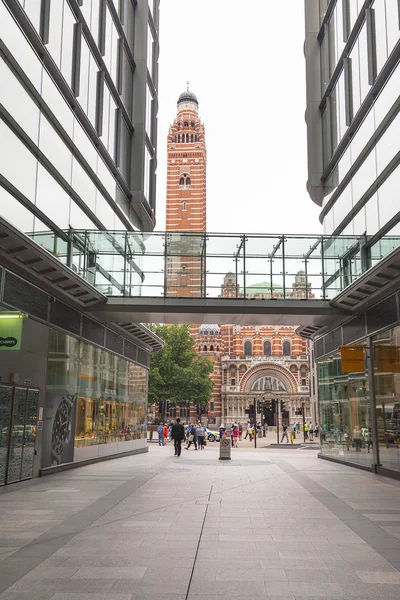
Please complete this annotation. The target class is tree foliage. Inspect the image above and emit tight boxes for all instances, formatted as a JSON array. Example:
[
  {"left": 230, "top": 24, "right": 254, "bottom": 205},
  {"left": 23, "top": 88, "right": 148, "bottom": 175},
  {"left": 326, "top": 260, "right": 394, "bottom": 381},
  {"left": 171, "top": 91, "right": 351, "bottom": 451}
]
[{"left": 148, "top": 324, "right": 214, "bottom": 407}]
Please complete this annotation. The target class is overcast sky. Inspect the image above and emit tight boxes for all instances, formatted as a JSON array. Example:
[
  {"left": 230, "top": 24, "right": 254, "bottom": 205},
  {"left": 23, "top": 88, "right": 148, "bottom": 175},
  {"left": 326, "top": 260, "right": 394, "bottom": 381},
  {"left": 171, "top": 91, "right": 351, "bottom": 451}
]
[{"left": 155, "top": 0, "right": 322, "bottom": 235}]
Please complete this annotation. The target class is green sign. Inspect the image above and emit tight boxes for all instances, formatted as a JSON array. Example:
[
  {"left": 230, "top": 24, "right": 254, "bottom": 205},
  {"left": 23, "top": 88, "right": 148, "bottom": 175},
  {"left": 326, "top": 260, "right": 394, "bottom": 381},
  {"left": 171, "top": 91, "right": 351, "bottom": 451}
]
[{"left": 0, "top": 316, "right": 24, "bottom": 351}]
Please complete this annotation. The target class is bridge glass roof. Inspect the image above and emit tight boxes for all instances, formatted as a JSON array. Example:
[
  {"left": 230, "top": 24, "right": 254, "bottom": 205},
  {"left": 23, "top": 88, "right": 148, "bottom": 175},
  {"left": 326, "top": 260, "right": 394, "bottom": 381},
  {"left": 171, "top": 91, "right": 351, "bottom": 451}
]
[{"left": 28, "top": 231, "right": 400, "bottom": 302}]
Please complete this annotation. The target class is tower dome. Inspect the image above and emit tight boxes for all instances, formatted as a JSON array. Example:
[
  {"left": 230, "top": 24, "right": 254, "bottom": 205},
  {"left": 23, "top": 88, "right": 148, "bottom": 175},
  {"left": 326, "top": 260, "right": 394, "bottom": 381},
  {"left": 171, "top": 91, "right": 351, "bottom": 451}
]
[
  {"left": 177, "top": 90, "right": 199, "bottom": 107},
  {"left": 199, "top": 324, "right": 221, "bottom": 336}
]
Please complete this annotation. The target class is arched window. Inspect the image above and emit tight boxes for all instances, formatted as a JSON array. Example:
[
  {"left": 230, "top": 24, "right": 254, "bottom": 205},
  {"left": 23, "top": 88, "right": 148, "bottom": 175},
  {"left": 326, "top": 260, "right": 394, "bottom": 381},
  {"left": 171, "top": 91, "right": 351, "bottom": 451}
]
[
  {"left": 184, "top": 121, "right": 188, "bottom": 127},
  {"left": 283, "top": 340, "right": 291, "bottom": 356},
  {"left": 191, "top": 134, "right": 194, "bottom": 142},
  {"left": 179, "top": 177, "right": 184, "bottom": 186},
  {"left": 181, "top": 135, "right": 185, "bottom": 143},
  {"left": 183, "top": 201, "right": 187, "bottom": 210},
  {"left": 186, "top": 134, "right": 189, "bottom": 142},
  {"left": 195, "top": 135, "right": 198, "bottom": 142},
  {"left": 244, "top": 341, "right": 252, "bottom": 356},
  {"left": 191, "top": 122, "right": 195, "bottom": 127},
  {"left": 186, "top": 177, "right": 191, "bottom": 186},
  {"left": 203, "top": 345, "right": 207, "bottom": 352},
  {"left": 182, "top": 265, "right": 186, "bottom": 275},
  {"left": 210, "top": 345, "right": 214, "bottom": 352},
  {"left": 178, "top": 135, "right": 180, "bottom": 143},
  {"left": 264, "top": 341, "right": 272, "bottom": 355}
]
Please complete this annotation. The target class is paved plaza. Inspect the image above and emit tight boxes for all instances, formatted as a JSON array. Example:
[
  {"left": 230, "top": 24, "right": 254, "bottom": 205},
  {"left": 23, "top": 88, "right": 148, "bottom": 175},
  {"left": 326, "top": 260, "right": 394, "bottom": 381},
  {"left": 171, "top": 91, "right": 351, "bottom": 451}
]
[{"left": 0, "top": 443, "right": 400, "bottom": 600}]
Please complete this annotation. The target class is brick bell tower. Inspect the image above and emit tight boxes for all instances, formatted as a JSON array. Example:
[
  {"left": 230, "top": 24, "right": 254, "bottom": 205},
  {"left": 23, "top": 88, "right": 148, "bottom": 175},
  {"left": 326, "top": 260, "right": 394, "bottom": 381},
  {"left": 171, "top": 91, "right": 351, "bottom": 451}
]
[
  {"left": 166, "top": 86, "right": 206, "bottom": 233},
  {"left": 165, "top": 87, "right": 206, "bottom": 298}
]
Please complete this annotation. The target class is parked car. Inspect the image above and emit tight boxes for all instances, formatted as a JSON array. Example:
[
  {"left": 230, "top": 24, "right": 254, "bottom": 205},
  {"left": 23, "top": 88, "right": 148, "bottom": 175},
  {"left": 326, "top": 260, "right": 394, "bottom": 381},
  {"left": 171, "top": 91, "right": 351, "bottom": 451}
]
[{"left": 205, "top": 428, "right": 220, "bottom": 442}]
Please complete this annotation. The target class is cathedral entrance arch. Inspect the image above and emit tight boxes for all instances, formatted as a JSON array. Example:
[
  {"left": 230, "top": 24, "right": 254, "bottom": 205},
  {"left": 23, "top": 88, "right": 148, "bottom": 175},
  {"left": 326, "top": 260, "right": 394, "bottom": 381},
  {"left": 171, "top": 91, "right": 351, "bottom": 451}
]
[{"left": 240, "top": 363, "right": 297, "bottom": 395}]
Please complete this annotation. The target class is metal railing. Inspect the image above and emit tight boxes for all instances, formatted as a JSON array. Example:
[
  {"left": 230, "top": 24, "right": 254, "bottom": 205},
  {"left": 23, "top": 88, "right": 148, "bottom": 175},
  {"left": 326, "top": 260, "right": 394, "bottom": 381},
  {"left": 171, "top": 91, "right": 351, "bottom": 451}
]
[{"left": 28, "top": 230, "right": 400, "bottom": 301}]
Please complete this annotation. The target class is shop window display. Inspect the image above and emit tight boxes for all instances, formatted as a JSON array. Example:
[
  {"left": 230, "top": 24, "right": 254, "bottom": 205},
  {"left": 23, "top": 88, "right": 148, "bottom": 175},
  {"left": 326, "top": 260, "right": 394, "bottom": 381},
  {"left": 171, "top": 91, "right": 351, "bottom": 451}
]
[
  {"left": 317, "top": 347, "right": 373, "bottom": 468},
  {"left": 373, "top": 327, "right": 400, "bottom": 473},
  {"left": 45, "top": 330, "right": 147, "bottom": 466}
]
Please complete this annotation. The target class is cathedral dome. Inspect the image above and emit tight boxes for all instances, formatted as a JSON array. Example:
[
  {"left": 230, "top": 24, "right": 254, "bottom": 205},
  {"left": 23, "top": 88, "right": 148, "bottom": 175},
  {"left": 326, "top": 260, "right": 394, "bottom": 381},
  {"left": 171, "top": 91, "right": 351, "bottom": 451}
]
[
  {"left": 178, "top": 90, "right": 199, "bottom": 106},
  {"left": 199, "top": 324, "right": 220, "bottom": 336}
]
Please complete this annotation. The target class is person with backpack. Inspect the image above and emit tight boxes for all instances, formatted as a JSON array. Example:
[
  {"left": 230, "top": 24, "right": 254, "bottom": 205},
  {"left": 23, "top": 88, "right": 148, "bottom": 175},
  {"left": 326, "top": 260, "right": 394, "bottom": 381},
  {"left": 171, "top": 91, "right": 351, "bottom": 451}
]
[
  {"left": 157, "top": 423, "right": 164, "bottom": 446},
  {"left": 171, "top": 418, "right": 185, "bottom": 457}
]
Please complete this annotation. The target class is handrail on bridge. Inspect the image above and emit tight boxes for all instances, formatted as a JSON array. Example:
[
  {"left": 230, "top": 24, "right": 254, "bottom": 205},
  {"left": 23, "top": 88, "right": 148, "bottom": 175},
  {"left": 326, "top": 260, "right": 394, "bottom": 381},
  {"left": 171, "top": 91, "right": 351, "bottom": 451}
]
[{"left": 27, "top": 230, "right": 400, "bottom": 302}]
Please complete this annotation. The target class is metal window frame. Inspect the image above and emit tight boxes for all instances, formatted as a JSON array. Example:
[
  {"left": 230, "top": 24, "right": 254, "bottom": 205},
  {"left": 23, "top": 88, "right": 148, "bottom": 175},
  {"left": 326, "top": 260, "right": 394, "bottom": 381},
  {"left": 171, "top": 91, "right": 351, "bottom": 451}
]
[
  {"left": 342, "top": 0, "right": 351, "bottom": 41},
  {"left": 40, "top": 0, "right": 50, "bottom": 44},
  {"left": 96, "top": 70, "right": 105, "bottom": 136},
  {"left": 344, "top": 56, "right": 354, "bottom": 126},
  {"left": 366, "top": 7, "right": 377, "bottom": 85},
  {"left": 71, "top": 22, "right": 82, "bottom": 96}
]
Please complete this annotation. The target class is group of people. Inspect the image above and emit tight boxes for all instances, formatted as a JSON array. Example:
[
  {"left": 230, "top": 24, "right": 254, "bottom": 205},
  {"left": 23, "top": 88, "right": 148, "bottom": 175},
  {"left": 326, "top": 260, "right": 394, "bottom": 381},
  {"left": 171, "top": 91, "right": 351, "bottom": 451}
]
[
  {"left": 280, "top": 421, "right": 317, "bottom": 443},
  {"left": 219, "top": 422, "right": 243, "bottom": 447},
  {"left": 157, "top": 419, "right": 207, "bottom": 456}
]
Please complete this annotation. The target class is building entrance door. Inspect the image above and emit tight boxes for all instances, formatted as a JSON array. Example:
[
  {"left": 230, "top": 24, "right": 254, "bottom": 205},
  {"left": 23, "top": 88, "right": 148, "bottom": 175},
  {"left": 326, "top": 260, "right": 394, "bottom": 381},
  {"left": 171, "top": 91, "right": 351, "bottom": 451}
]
[{"left": 0, "top": 384, "right": 39, "bottom": 486}]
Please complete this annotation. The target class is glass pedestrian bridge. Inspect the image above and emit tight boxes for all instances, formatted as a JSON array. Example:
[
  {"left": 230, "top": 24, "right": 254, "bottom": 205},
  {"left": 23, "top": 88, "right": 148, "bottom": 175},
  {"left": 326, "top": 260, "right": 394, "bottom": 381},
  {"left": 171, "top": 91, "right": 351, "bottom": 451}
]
[{"left": 28, "top": 230, "right": 400, "bottom": 302}]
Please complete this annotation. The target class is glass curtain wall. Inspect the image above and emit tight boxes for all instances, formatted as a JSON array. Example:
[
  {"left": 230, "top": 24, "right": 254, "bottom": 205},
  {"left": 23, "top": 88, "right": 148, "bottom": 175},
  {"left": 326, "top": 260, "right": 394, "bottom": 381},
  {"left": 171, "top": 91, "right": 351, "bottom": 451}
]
[
  {"left": 46, "top": 329, "right": 147, "bottom": 450},
  {"left": 373, "top": 326, "right": 400, "bottom": 472},
  {"left": 318, "top": 347, "right": 374, "bottom": 467}
]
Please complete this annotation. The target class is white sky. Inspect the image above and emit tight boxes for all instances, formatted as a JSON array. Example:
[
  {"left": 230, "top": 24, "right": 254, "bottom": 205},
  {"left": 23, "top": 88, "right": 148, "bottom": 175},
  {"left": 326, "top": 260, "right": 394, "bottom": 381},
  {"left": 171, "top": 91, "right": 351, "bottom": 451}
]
[{"left": 155, "top": 0, "right": 322, "bottom": 235}]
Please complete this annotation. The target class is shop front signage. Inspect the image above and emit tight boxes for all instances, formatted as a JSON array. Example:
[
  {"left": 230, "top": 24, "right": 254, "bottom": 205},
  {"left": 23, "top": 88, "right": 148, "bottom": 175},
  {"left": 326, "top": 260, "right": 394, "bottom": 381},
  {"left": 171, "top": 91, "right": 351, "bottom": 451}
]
[
  {"left": 0, "top": 314, "right": 25, "bottom": 351},
  {"left": 340, "top": 345, "right": 365, "bottom": 373}
]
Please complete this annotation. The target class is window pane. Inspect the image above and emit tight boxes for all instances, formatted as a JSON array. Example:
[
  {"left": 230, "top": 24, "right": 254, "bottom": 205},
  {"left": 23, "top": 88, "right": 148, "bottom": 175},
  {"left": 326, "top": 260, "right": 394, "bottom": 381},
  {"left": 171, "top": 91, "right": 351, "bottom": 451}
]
[
  {"left": 71, "top": 158, "right": 96, "bottom": 212},
  {"left": 47, "top": 0, "right": 64, "bottom": 69},
  {"left": 147, "top": 24, "right": 154, "bottom": 77},
  {"left": 39, "top": 115, "right": 72, "bottom": 183},
  {"left": 373, "top": 0, "right": 389, "bottom": 72},
  {"left": 0, "top": 2, "right": 43, "bottom": 91},
  {"left": 23, "top": 0, "right": 41, "bottom": 32},
  {"left": 0, "top": 57, "right": 41, "bottom": 144},
  {"left": 0, "top": 187, "right": 35, "bottom": 232},
  {"left": 36, "top": 164, "right": 71, "bottom": 229},
  {"left": 377, "top": 165, "right": 400, "bottom": 227},
  {"left": 60, "top": 1, "right": 76, "bottom": 85},
  {"left": 385, "top": 0, "right": 400, "bottom": 55},
  {"left": 0, "top": 121, "right": 38, "bottom": 202},
  {"left": 41, "top": 71, "right": 74, "bottom": 136}
]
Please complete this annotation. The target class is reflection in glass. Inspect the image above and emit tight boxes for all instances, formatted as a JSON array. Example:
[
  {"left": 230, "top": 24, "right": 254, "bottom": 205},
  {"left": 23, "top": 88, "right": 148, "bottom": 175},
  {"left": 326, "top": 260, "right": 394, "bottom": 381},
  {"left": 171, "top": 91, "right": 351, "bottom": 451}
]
[
  {"left": 373, "top": 326, "right": 400, "bottom": 472},
  {"left": 318, "top": 349, "right": 373, "bottom": 468},
  {"left": 0, "top": 387, "right": 12, "bottom": 486}
]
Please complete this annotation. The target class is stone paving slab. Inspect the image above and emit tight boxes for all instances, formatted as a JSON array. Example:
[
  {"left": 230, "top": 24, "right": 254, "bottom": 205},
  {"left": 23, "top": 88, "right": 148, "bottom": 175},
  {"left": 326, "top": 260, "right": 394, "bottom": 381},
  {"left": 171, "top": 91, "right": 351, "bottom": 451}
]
[{"left": 1, "top": 446, "right": 400, "bottom": 599}]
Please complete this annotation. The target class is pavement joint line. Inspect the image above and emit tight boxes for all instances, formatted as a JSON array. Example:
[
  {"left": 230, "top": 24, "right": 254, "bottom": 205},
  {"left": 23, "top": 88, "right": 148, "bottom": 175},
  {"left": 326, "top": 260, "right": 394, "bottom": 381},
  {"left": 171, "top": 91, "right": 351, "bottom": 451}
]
[
  {"left": 185, "top": 483, "right": 213, "bottom": 600},
  {"left": 273, "top": 457, "right": 400, "bottom": 572},
  {"left": 0, "top": 459, "right": 172, "bottom": 595},
  {"left": 80, "top": 457, "right": 326, "bottom": 531}
]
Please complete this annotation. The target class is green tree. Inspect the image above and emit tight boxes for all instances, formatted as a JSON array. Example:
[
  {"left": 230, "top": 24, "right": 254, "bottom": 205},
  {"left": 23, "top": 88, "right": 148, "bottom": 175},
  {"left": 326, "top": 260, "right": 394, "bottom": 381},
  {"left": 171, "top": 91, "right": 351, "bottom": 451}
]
[{"left": 148, "top": 324, "right": 214, "bottom": 411}]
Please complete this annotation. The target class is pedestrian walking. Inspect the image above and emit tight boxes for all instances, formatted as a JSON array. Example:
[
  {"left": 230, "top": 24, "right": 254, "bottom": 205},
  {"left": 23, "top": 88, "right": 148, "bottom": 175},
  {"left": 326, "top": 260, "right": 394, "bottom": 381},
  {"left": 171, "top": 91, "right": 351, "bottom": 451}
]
[
  {"left": 309, "top": 422, "right": 314, "bottom": 441},
  {"left": 232, "top": 425, "right": 239, "bottom": 448},
  {"left": 185, "top": 424, "right": 198, "bottom": 450},
  {"left": 196, "top": 424, "right": 205, "bottom": 450},
  {"left": 238, "top": 422, "right": 243, "bottom": 441},
  {"left": 171, "top": 417, "right": 185, "bottom": 457},
  {"left": 157, "top": 423, "right": 164, "bottom": 446},
  {"left": 291, "top": 424, "right": 296, "bottom": 444},
  {"left": 281, "top": 424, "right": 289, "bottom": 443},
  {"left": 163, "top": 423, "right": 169, "bottom": 444}
]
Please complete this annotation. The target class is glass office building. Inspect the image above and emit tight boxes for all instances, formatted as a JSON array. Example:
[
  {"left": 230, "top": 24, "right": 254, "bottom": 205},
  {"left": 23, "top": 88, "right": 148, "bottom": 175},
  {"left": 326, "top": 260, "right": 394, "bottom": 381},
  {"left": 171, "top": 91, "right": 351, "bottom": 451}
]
[
  {"left": 304, "top": 0, "right": 400, "bottom": 477},
  {"left": 0, "top": 0, "right": 161, "bottom": 484}
]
